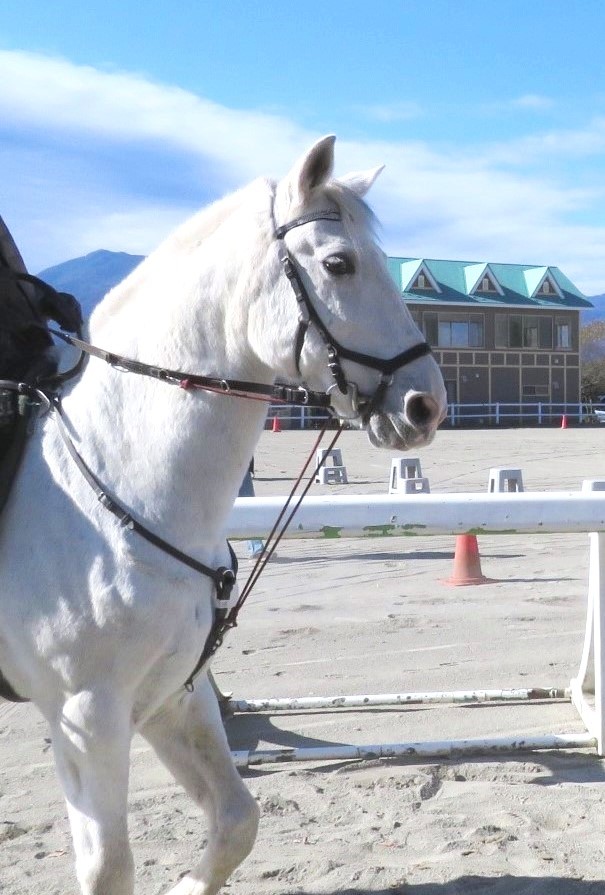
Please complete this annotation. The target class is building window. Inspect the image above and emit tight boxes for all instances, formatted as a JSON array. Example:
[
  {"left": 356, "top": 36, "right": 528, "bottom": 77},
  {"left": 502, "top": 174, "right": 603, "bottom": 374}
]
[
  {"left": 522, "top": 384, "right": 549, "bottom": 397},
  {"left": 423, "top": 312, "right": 483, "bottom": 348},
  {"left": 424, "top": 312, "right": 438, "bottom": 345},
  {"left": 445, "top": 380, "right": 458, "bottom": 403},
  {"left": 555, "top": 317, "right": 571, "bottom": 349},
  {"left": 477, "top": 275, "right": 497, "bottom": 293},
  {"left": 523, "top": 316, "right": 539, "bottom": 348},
  {"left": 495, "top": 314, "right": 508, "bottom": 348},
  {"left": 495, "top": 313, "right": 555, "bottom": 349},
  {"left": 413, "top": 272, "right": 431, "bottom": 290},
  {"left": 539, "top": 278, "right": 557, "bottom": 295},
  {"left": 509, "top": 315, "right": 523, "bottom": 348},
  {"left": 539, "top": 317, "right": 553, "bottom": 349}
]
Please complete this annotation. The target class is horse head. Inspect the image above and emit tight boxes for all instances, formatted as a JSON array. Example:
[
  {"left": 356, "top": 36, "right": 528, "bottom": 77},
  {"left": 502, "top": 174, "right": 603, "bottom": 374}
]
[{"left": 253, "top": 135, "right": 447, "bottom": 450}]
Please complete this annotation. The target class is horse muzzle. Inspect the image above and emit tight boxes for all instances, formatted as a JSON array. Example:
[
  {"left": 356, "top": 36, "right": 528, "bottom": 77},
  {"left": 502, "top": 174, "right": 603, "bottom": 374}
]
[{"left": 366, "top": 389, "right": 447, "bottom": 450}]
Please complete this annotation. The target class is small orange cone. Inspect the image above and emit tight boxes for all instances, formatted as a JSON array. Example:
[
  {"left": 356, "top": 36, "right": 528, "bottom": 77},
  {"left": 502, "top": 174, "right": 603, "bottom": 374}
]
[
  {"left": 444, "top": 534, "right": 494, "bottom": 586},
  {"left": 561, "top": 415, "right": 568, "bottom": 429},
  {"left": 271, "top": 416, "right": 282, "bottom": 433}
]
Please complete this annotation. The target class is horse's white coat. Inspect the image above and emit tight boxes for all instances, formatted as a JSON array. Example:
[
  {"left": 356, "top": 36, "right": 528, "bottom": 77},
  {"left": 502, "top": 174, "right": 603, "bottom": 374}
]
[{"left": 0, "top": 137, "right": 446, "bottom": 894}]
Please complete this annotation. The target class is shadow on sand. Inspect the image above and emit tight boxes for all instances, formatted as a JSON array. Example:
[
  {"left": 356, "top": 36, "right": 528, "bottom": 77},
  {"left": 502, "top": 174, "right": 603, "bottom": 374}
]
[
  {"left": 293, "top": 878, "right": 605, "bottom": 894},
  {"left": 226, "top": 702, "right": 605, "bottom": 787}
]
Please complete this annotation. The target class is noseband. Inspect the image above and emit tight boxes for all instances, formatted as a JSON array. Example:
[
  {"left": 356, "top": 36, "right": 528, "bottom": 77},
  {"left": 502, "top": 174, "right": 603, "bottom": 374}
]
[{"left": 274, "top": 208, "right": 432, "bottom": 416}]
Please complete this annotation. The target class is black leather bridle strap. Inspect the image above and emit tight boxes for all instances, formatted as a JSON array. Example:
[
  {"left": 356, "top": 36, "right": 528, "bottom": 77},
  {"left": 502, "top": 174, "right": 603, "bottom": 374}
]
[
  {"left": 48, "top": 393, "right": 237, "bottom": 598},
  {"left": 274, "top": 209, "right": 341, "bottom": 240},
  {"left": 273, "top": 208, "right": 432, "bottom": 391},
  {"left": 281, "top": 254, "right": 432, "bottom": 375}
]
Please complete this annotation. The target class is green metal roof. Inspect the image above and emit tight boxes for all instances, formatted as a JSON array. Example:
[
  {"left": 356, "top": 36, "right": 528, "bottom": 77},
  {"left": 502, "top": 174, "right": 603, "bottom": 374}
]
[{"left": 388, "top": 257, "right": 592, "bottom": 310}]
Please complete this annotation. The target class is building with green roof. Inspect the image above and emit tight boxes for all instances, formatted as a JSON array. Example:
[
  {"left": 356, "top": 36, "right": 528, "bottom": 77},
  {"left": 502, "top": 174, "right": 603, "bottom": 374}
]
[{"left": 388, "top": 257, "right": 592, "bottom": 417}]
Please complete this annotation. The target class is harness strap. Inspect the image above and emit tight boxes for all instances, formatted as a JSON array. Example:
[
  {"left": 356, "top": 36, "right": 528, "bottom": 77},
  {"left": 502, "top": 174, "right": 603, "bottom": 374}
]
[
  {"left": 49, "top": 395, "right": 237, "bottom": 600},
  {"left": 47, "top": 329, "right": 332, "bottom": 408},
  {"left": 0, "top": 380, "right": 239, "bottom": 690}
]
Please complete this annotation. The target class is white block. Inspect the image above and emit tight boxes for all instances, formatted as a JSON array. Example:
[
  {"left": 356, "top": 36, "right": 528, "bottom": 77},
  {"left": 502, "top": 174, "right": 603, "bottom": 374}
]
[
  {"left": 389, "top": 457, "right": 424, "bottom": 493},
  {"left": 488, "top": 467, "right": 524, "bottom": 493}
]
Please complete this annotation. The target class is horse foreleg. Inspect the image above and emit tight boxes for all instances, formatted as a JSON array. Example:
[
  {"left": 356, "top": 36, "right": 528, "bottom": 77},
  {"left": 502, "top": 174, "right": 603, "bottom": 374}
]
[
  {"left": 50, "top": 691, "right": 134, "bottom": 895},
  {"left": 141, "top": 674, "right": 259, "bottom": 895}
]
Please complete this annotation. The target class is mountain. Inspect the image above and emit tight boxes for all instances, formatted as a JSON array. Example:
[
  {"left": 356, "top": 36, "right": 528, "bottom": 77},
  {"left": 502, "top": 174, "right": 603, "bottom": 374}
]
[
  {"left": 37, "top": 249, "right": 145, "bottom": 320},
  {"left": 582, "top": 294, "right": 605, "bottom": 325}
]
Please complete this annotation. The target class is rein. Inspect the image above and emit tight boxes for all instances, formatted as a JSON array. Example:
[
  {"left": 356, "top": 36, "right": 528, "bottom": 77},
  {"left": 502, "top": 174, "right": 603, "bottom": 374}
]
[
  {"left": 47, "top": 328, "right": 332, "bottom": 408},
  {"left": 181, "top": 421, "right": 344, "bottom": 687}
]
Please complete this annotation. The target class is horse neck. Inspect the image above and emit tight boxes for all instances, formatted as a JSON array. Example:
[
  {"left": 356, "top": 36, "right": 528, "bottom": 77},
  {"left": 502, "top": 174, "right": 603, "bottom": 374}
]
[{"left": 58, "top": 202, "right": 277, "bottom": 553}]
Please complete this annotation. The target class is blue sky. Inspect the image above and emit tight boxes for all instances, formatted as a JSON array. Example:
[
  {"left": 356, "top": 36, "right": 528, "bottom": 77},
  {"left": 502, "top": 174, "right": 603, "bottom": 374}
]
[{"left": 2, "top": 0, "right": 605, "bottom": 293}]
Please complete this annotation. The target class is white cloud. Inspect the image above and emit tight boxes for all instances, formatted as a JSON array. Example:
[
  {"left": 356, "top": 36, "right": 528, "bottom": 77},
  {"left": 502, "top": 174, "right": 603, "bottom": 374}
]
[
  {"left": 510, "top": 94, "right": 555, "bottom": 111},
  {"left": 483, "top": 116, "right": 605, "bottom": 166},
  {"left": 355, "top": 101, "right": 423, "bottom": 123},
  {"left": 1, "top": 49, "right": 605, "bottom": 295},
  {"left": 0, "top": 50, "right": 309, "bottom": 178}
]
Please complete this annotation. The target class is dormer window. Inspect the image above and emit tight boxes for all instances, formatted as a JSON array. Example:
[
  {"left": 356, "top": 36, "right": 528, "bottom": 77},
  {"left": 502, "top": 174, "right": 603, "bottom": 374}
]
[
  {"left": 413, "top": 272, "right": 432, "bottom": 290},
  {"left": 532, "top": 274, "right": 562, "bottom": 299},
  {"left": 477, "top": 275, "right": 498, "bottom": 293}
]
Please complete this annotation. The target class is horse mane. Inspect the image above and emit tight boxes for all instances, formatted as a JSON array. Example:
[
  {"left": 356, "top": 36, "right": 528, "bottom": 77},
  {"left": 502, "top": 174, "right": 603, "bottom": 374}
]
[
  {"left": 323, "top": 182, "right": 380, "bottom": 254},
  {"left": 91, "top": 175, "right": 379, "bottom": 332}
]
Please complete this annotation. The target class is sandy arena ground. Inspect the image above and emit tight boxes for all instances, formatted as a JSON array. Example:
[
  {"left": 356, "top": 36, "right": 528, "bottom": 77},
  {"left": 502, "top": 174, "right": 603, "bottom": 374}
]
[{"left": 2, "top": 426, "right": 605, "bottom": 893}]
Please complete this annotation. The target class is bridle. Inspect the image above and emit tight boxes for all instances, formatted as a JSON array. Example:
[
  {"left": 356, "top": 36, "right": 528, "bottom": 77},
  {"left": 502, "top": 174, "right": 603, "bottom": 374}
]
[
  {"left": 1, "top": 200, "right": 432, "bottom": 692},
  {"left": 273, "top": 206, "right": 431, "bottom": 420}
]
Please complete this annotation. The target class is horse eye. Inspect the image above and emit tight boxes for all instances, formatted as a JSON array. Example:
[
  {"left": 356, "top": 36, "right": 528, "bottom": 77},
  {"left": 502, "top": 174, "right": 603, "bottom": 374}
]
[{"left": 322, "top": 254, "right": 355, "bottom": 276}]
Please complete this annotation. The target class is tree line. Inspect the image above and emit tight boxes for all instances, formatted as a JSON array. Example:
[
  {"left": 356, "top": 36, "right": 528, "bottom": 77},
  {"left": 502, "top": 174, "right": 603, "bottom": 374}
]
[{"left": 581, "top": 321, "right": 605, "bottom": 401}]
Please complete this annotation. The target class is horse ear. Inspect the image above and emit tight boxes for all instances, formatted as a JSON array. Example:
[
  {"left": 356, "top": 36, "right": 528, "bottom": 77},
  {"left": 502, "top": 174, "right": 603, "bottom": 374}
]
[
  {"left": 284, "top": 135, "right": 336, "bottom": 204},
  {"left": 339, "top": 165, "right": 385, "bottom": 198}
]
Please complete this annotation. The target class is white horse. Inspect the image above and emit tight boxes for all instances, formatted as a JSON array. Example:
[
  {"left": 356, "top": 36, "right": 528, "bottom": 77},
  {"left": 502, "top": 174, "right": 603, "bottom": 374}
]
[{"left": 0, "top": 136, "right": 446, "bottom": 894}]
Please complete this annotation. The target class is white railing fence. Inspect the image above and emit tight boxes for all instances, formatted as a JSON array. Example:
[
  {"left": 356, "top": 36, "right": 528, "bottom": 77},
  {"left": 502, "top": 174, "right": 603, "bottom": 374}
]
[
  {"left": 266, "top": 401, "right": 595, "bottom": 429},
  {"left": 224, "top": 483, "right": 605, "bottom": 766}
]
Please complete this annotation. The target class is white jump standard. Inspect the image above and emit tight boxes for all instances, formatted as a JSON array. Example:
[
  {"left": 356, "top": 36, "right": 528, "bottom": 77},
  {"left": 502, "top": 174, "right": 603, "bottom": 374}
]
[{"left": 227, "top": 482, "right": 605, "bottom": 763}]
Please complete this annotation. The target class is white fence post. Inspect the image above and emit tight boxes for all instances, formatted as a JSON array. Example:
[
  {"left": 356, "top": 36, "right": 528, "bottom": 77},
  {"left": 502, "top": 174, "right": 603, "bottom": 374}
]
[{"left": 570, "top": 481, "right": 605, "bottom": 755}]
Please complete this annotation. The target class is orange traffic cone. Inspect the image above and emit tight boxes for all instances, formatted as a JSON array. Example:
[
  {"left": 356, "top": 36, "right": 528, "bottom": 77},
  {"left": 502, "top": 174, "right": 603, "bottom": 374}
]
[
  {"left": 444, "top": 534, "right": 494, "bottom": 586},
  {"left": 271, "top": 416, "right": 282, "bottom": 433},
  {"left": 561, "top": 415, "right": 568, "bottom": 429}
]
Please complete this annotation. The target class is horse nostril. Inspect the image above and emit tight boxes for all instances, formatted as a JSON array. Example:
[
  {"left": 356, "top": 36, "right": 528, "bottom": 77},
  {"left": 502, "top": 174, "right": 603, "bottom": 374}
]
[{"left": 406, "top": 394, "right": 438, "bottom": 428}]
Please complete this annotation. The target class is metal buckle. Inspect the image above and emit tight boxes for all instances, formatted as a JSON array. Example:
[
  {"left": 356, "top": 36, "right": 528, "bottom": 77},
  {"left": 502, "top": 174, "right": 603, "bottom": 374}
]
[
  {"left": 326, "top": 381, "right": 364, "bottom": 422},
  {"left": 216, "top": 566, "right": 236, "bottom": 602},
  {"left": 327, "top": 346, "right": 348, "bottom": 395}
]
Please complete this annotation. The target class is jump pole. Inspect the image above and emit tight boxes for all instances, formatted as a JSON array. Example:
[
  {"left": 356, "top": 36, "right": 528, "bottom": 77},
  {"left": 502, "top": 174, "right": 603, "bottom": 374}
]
[
  {"left": 229, "top": 490, "right": 605, "bottom": 539},
  {"left": 225, "top": 482, "right": 605, "bottom": 762},
  {"left": 227, "top": 686, "right": 570, "bottom": 713},
  {"left": 232, "top": 733, "right": 596, "bottom": 769}
]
